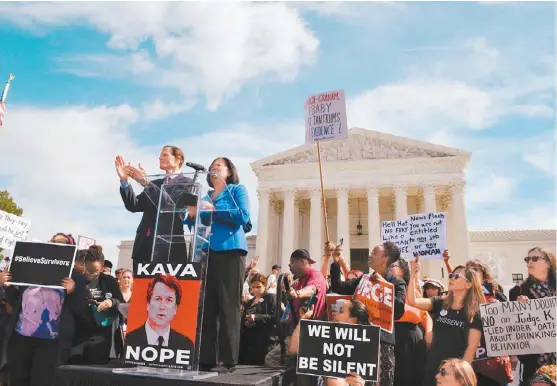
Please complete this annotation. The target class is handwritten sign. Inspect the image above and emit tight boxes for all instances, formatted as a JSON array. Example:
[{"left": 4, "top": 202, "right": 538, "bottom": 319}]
[
  {"left": 381, "top": 219, "right": 411, "bottom": 258},
  {"left": 0, "top": 210, "right": 31, "bottom": 250},
  {"left": 304, "top": 90, "right": 348, "bottom": 144},
  {"left": 353, "top": 275, "right": 395, "bottom": 333},
  {"left": 480, "top": 297, "right": 556, "bottom": 356},
  {"left": 381, "top": 212, "right": 446, "bottom": 260},
  {"left": 77, "top": 235, "right": 96, "bottom": 250},
  {"left": 297, "top": 320, "right": 380, "bottom": 382},
  {"left": 407, "top": 212, "right": 446, "bottom": 259}
]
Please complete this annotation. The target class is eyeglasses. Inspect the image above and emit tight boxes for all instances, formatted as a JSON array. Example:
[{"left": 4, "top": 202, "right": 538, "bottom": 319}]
[
  {"left": 448, "top": 272, "right": 469, "bottom": 281},
  {"left": 524, "top": 256, "right": 546, "bottom": 263},
  {"left": 438, "top": 368, "right": 453, "bottom": 377}
]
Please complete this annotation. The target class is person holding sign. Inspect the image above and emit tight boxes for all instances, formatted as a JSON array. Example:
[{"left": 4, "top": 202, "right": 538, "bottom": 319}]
[
  {"left": 514, "top": 247, "right": 556, "bottom": 386},
  {"left": 329, "top": 241, "right": 406, "bottom": 386},
  {"left": 408, "top": 254, "right": 485, "bottom": 386}
]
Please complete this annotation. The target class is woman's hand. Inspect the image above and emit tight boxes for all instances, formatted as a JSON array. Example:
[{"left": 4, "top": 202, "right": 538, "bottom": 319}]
[
  {"left": 0, "top": 270, "right": 11, "bottom": 287},
  {"left": 516, "top": 295, "right": 529, "bottom": 304},
  {"left": 61, "top": 277, "right": 75, "bottom": 294},
  {"left": 410, "top": 254, "right": 421, "bottom": 277},
  {"left": 187, "top": 206, "right": 197, "bottom": 218},
  {"left": 199, "top": 201, "right": 215, "bottom": 211},
  {"left": 300, "top": 304, "right": 314, "bottom": 320},
  {"left": 115, "top": 155, "right": 129, "bottom": 182},
  {"left": 97, "top": 299, "right": 113, "bottom": 312},
  {"left": 442, "top": 249, "right": 450, "bottom": 262},
  {"left": 345, "top": 372, "right": 365, "bottom": 386}
]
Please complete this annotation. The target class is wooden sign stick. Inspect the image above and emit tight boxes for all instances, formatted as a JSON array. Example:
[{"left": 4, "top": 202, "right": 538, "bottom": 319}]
[{"left": 316, "top": 142, "right": 330, "bottom": 242}]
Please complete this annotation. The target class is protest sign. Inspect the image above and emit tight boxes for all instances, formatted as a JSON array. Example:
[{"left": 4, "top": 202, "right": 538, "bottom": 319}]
[
  {"left": 381, "top": 212, "right": 446, "bottom": 260},
  {"left": 353, "top": 275, "right": 395, "bottom": 333},
  {"left": 297, "top": 320, "right": 380, "bottom": 382},
  {"left": 304, "top": 90, "right": 348, "bottom": 144},
  {"left": 8, "top": 241, "right": 75, "bottom": 288},
  {"left": 326, "top": 294, "right": 352, "bottom": 321},
  {"left": 0, "top": 210, "right": 31, "bottom": 249},
  {"left": 407, "top": 212, "right": 446, "bottom": 259},
  {"left": 77, "top": 235, "right": 95, "bottom": 250},
  {"left": 124, "top": 262, "right": 203, "bottom": 370},
  {"left": 480, "top": 297, "right": 556, "bottom": 357},
  {"left": 474, "top": 335, "right": 489, "bottom": 361},
  {"left": 381, "top": 219, "right": 411, "bottom": 258}
]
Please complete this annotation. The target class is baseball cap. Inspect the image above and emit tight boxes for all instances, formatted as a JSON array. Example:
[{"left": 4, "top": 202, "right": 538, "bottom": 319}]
[
  {"left": 290, "top": 249, "right": 316, "bottom": 265},
  {"left": 272, "top": 264, "right": 281, "bottom": 270},
  {"left": 423, "top": 279, "right": 444, "bottom": 291}
]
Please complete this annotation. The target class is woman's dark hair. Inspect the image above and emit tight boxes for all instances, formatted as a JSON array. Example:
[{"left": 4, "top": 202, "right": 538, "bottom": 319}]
[
  {"left": 382, "top": 241, "right": 401, "bottom": 265},
  {"left": 348, "top": 299, "right": 370, "bottom": 325},
  {"left": 397, "top": 258, "right": 410, "bottom": 285},
  {"left": 84, "top": 245, "right": 105, "bottom": 264},
  {"left": 249, "top": 273, "right": 268, "bottom": 287},
  {"left": 206, "top": 157, "right": 240, "bottom": 188},
  {"left": 163, "top": 145, "right": 184, "bottom": 168},
  {"left": 50, "top": 233, "right": 75, "bottom": 245}
]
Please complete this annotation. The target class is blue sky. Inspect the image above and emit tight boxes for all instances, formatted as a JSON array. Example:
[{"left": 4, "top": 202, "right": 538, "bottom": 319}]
[{"left": 0, "top": 1, "right": 554, "bottom": 263}]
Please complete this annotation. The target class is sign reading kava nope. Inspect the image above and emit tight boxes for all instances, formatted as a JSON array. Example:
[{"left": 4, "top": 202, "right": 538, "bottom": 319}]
[{"left": 135, "top": 263, "right": 201, "bottom": 279}]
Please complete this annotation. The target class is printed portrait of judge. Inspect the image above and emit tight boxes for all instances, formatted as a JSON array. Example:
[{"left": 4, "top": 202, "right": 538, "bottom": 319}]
[{"left": 125, "top": 274, "right": 194, "bottom": 351}]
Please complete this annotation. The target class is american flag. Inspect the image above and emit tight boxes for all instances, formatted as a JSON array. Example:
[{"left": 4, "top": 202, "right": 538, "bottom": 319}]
[{"left": 0, "top": 100, "right": 5, "bottom": 127}]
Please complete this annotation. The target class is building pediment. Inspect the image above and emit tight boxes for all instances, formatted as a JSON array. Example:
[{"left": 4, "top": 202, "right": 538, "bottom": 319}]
[{"left": 251, "top": 128, "right": 470, "bottom": 169}]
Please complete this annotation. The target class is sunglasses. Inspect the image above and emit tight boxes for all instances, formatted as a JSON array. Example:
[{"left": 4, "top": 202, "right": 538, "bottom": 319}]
[
  {"left": 524, "top": 256, "right": 546, "bottom": 263},
  {"left": 448, "top": 272, "right": 469, "bottom": 281}
]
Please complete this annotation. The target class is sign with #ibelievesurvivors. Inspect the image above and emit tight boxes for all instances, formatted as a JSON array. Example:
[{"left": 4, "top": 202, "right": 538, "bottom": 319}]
[
  {"left": 297, "top": 320, "right": 380, "bottom": 382},
  {"left": 304, "top": 90, "right": 348, "bottom": 145},
  {"left": 480, "top": 297, "right": 556, "bottom": 357}
]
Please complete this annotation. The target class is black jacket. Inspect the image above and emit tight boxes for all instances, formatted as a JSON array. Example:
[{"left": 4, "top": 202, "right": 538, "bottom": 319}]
[
  {"left": 125, "top": 325, "right": 194, "bottom": 352},
  {"left": 330, "top": 262, "right": 406, "bottom": 346},
  {"left": 0, "top": 270, "right": 89, "bottom": 370}
]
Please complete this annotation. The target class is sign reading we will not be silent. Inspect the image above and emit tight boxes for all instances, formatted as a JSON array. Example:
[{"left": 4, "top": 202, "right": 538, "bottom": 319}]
[
  {"left": 297, "top": 320, "right": 380, "bottom": 382},
  {"left": 304, "top": 90, "right": 348, "bottom": 145}
]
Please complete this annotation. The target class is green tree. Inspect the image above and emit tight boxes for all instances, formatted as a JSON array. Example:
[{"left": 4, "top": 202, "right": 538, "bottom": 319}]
[
  {"left": 0, "top": 190, "right": 23, "bottom": 216},
  {"left": 0, "top": 190, "right": 23, "bottom": 258}
]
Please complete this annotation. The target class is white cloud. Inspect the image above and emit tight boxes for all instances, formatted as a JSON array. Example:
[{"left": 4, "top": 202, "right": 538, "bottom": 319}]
[
  {"left": 522, "top": 140, "right": 556, "bottom": 176},
  {"left": 466, "top": 176, "right": 515, "bottom": 206},
  {"left": 0, "top": 2, "right": 319, "bottom": 110},
  {"left": 141, "top": 99, "right": 197, "bottom": 122}
]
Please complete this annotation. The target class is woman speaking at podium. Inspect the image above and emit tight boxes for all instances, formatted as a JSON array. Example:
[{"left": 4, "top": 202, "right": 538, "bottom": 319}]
[
  {"left": 116, "top": 145, "right": 192, "bottom": 268},
  {"left": 186, "top": 157, "right": 250, "bottom": 374}
]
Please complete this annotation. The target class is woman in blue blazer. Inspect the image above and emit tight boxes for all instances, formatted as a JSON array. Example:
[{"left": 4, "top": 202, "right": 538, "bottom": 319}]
[{"left": 185, "top": 157, "right": 250, "bottom": 373}]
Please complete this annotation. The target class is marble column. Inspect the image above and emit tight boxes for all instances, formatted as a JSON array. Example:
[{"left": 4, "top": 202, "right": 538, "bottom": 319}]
[
  {"left": 309, "top": 188, "right": 323, "bottom": 267},
  {"left": 450, "top": 182, "right": 471, "bottom": 265},
  {"left": 255, "top": 188, "right": 270, "bottom": 272},
  {"left": 394, "top": 185, "right": 409, "bottom": 221},
  {"left": 366, "top": 186, "right": 380, "bottom": 251},
  {"left": 423, "top": 184, "right": 437, "bottom": 214},
  {"left": 281, "top": 188, "right": 297, "bottom": 269},
  {"left": 336, "top": 186, "right": 350, "bottom": 249}
]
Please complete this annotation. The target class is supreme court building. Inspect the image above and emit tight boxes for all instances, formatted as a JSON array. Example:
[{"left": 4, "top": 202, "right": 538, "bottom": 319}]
[{"left": 118, "top": 128, "right": 555, "bottom": 290}]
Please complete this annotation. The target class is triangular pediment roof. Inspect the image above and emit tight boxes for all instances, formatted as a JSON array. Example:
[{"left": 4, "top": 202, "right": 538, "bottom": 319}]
[{"left": 250, "top": 128, "right": 470, "bottom": 169}]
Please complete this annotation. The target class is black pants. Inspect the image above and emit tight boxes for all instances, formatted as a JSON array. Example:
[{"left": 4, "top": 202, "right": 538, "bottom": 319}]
[
  {"left": 200, "top": 249, "right": 245, "bottom": 366},
  {"left": 8, "top": 332, "right": 59, "bottom": 386},
  {"left": 68, "top": 331, "right": 112, "bottom": 365}
]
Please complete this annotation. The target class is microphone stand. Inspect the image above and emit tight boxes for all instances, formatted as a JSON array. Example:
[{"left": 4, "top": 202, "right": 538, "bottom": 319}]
[{"left": 187, "top": 169, "right": 202, "bottom": 263}]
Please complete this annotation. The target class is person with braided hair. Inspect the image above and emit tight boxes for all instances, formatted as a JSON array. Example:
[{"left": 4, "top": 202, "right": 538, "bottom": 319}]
[{"left": 69, "top": 245, "right": 123, "bottom": 365}]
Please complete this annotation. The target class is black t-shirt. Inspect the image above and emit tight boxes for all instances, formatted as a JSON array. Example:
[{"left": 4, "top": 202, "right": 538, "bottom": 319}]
[
  {"left": 423, "top": 296, "right": 482, "bottom": 386},
  {"left": 86, "top": 278, "right": 104, "bottom": 302}
]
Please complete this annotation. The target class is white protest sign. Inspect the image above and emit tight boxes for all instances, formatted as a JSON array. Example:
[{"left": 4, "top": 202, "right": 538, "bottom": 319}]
[
  {"left": 304, "top": 90, "right": 348, "bottom": 144},
  {"left": 481, "top": 297, "right": 556, "bottom": 357},
  {"left": 77, "top": 235, "right": 96, "bottom": 250},
  {"left": 407, "top": 212, "right": 446, "bottom": 259},
  {"left": 381, "top": 219, "right": 411, "bottom": 258},
  {"left": 0, "top": 210, "right": 31, "bottom": 250}
]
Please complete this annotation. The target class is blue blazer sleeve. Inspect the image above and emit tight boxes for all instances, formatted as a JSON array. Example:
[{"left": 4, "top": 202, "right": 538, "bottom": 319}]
[{"left": 213, "top": 185, "right": 250, "bottom": 226}]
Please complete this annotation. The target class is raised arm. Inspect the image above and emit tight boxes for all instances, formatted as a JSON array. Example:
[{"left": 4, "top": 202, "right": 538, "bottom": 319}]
[{"left": 408, "top": 256, "right": 433, "bottom": 311}]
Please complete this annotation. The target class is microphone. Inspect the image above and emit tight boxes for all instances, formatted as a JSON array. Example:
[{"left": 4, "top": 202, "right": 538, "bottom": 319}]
[{"left": 185, "top": 162, "right": 206, "bottom": 172}]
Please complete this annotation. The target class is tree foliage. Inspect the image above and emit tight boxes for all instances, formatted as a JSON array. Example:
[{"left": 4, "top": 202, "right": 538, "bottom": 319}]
[{"left": 0, "top": 190, "right": 23, "bottom": 216}]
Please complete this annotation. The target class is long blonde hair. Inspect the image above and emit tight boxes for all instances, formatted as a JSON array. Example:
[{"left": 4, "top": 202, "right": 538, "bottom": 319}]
[
  {"left": 439, "top": 359, "right": 477, "bottom": 386},
  {"left": 442, "top": 265, "right": 486, "bottom": 323}
]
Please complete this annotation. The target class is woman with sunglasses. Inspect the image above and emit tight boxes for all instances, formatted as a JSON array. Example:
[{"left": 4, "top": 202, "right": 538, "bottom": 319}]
[
  {"left": 408, "top": 256, "right": 485, "bottom": 386},
  {"left": 435, "top": 358, "right": 477, "bottom": 386},
  {"left": 514, "top": 247, "right": 556, "bottom": 386},
  {"left": 0, "top": 233, "right": 89, "bottom": 386}
]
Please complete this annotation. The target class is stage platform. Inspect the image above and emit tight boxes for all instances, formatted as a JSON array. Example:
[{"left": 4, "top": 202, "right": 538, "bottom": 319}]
[{"left": 54, "top": 363, "right": 295, "bottom": 386}]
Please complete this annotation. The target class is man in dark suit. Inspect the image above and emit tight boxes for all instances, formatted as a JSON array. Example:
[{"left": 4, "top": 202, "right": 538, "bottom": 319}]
[
  {"left": 116, "top": 146, "right": 195, "bottom": 268},
  {"left": 124, "top": 274, "right": 194, "bottom": 351}
]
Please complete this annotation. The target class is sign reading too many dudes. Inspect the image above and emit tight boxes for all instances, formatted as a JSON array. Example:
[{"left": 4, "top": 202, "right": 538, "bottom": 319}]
[
  {"left": 480, "top": 297, "right": 556, "bottom": 357},
  {"left": 297, "top": 320, "right": 380, "bottom": 382}
]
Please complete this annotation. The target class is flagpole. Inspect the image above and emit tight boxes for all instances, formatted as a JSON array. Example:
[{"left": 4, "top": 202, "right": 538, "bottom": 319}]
[{"left": 1, "top": 74, "right": 15, "bottom": 103}]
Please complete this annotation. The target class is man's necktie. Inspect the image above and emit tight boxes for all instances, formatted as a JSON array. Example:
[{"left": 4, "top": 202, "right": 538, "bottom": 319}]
[
  {"left": 157, "top": 336, "right": 164, "bottom": 347},
  {"left": 164, "top": 175, "right": 170, "bottom": 185}
]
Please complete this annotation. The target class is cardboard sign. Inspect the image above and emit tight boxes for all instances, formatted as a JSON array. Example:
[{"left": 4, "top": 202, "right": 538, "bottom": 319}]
[
  {"left": 0, "top": 210, "right": 31, "bottom": 250},
  {"left": 353, "top": 275, "right": 395, "bottom": 333},
  {"left": 124, "top": 262, "right": 203, "bottom": 370},
  {"left": 381, "top": 212, "right": 446, "bottom": 260},
  {"left": 297, "top": 320, "right": 380, "bottom": 382},
  {"left": 480, "top": 297, "right": 556, "bottom": 356},
  {"left": 77, "top": 235, "right": 96, "bottom": 250},
  {"left": 326, "top": 294, "right": 353, "bottom": 322},
  {"left": 8, "top": 241, "right": 75, "bottom": 288},
  {"left": 304, "top": 90, "right": 348, "bottom": 144}
]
